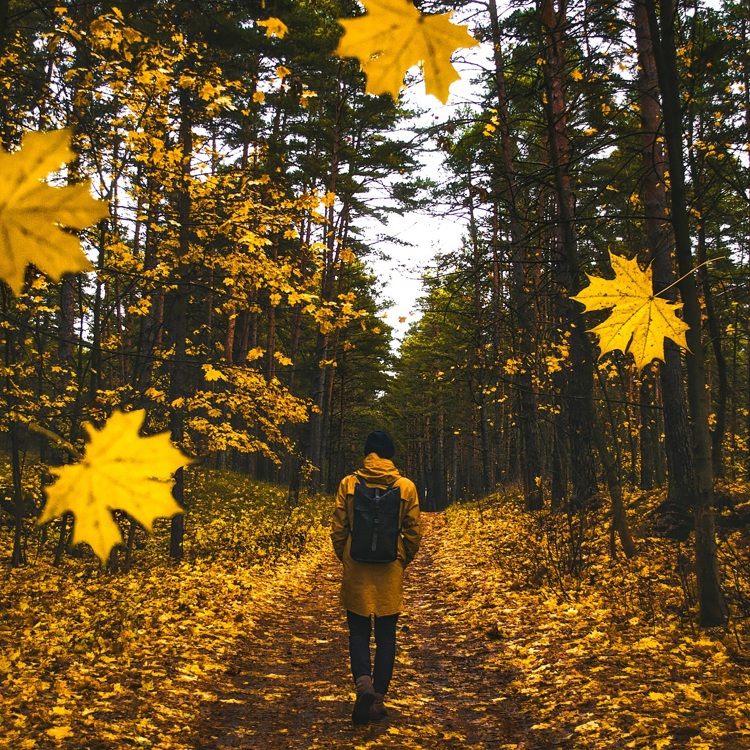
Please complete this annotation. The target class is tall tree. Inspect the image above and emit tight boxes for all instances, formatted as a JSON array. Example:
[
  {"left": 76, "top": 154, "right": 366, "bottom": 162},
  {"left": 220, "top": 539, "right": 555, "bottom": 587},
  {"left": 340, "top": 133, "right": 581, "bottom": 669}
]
[{"left": 644, "top": 0, "right": 727, "bottom": 626}]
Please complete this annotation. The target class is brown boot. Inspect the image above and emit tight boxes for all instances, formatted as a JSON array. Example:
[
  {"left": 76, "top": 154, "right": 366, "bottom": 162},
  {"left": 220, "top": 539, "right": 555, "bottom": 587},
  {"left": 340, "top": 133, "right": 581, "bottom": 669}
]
[
  {"left": 352, "top": 675, "right": 375, "bottom": 725},
  {"left": 369, "top": 692, "right": 387, "bottom": 721}
]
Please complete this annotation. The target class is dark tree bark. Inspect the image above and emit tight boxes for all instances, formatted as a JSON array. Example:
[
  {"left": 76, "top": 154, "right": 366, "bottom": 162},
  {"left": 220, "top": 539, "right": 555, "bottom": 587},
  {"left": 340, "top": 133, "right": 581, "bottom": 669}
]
[
  {"left": 634, "top": 0, "right": 698, "bottom": 534},
  {"left": 638, "top": 372, "right": 659, "bottom": 490},
  {"left": 539, "top": 0, "right": 636, "bottom": 555},
  {"left": 168, "top": 84, "right": 194, "bottom": 560},
  {"left": 687, "top": 137, "right": 728, "bottom": 480},
  {"left": 644, "top": 0, "right": 727, "bottom": 627},
  {"left": 538, "top": 0, "right": 599, "bottom": 508},
  {"left": 10, "top": 421, "right": 26, "bottom": 567},
  {"left": 489, "top": 0, "right": 543, "bottom": 509},
  {"left": 0, "top": 0, "right": 9, "bottom": 55}
]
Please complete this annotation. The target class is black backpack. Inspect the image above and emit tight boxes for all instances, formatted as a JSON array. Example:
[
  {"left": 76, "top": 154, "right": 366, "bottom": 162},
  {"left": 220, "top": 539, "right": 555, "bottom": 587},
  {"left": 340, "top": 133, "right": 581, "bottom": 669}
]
[{"left": 350, "top": 476, "right": 402, "bottom": 563}]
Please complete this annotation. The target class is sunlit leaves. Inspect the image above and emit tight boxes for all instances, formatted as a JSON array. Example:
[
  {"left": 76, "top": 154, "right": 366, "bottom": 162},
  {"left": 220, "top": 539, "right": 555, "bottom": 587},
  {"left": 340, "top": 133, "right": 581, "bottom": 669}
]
[
  {"left": 0, "top": 128, "right": 108, "bottom": 295},
  {"left": 435, "top": 496, "right": 750, "bottom": 749},
  {"left": 333, "top": 0, "right": 479, "bottom": 103},
  {"left": 39, "top": 410, "right": 190, "bottom": 563},
  {"left": 571, "top": 251, "right": 691, "bottom": 370},
  {"left": 257, "top": 17, "right": 288, "bottom": 39},
  {"left": 1, "top": 466, "right": 330, "bottom": 748}
]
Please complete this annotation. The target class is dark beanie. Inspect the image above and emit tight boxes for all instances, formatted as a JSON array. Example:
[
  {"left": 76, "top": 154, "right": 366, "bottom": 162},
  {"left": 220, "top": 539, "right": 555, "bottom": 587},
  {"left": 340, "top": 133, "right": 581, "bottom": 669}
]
[{"left": 364, "top": 430, "right": 395, "bottom": 459}]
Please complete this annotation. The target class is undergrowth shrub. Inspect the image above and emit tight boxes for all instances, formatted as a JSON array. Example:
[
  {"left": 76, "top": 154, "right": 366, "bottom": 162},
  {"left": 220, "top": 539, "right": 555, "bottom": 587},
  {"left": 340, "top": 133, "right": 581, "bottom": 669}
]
[
  {"left": 184, "top": 466, "right": 329, "bottom": 564},
  {"left": 0, "top": 457, "right": 331, "bottom": 570},
  {"left": 445, "top": 482, "right": 750, "bottom": 631}
]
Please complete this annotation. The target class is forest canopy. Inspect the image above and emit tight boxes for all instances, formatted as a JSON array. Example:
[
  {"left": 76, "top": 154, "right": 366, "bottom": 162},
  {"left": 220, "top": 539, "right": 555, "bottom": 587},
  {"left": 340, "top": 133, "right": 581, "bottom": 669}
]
[{"left": 1, "top": 0, "right": 749, "bottom": 634}]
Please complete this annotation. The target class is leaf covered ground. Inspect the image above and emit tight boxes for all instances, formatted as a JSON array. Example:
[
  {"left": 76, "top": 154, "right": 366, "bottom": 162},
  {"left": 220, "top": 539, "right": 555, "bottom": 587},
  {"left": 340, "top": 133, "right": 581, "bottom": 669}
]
[{"left": 2, "top": 469, "right": 750, "bottom": 749}]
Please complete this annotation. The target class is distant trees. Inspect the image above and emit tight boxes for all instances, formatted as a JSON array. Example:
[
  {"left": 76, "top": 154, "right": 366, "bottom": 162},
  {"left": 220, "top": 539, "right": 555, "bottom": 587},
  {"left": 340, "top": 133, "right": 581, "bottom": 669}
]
[
  {"left": 1, "top": 0, "right": 746, "bottom": 627},
  {"left": 387, "top": 0, "right": 748, "bottom": 627}
]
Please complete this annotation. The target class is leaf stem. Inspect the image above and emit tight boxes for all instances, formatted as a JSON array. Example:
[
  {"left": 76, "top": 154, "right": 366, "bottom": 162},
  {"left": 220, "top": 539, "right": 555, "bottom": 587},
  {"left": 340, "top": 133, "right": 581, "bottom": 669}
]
[{"left": 655, "top": 256, "right": 725, "bottom": 299}]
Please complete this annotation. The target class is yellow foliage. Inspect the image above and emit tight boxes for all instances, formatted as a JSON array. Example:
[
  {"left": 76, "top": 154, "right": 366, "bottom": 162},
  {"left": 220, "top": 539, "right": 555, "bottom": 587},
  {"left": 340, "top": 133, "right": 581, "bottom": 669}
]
[
  {"left": 571, "top": 251, "right": 690, "bottom": 370},
  {"left": 257, "top": 17, "right": 288, "bottom": 39},
  {"left": 202, "top": 364, "right": 228, "bottom": 382},
  {"left": 0, "top": 128, "right": 108, "bottom": 295},
  {"left": 0, "top": 467, "right": 330, "bottom": 749}
]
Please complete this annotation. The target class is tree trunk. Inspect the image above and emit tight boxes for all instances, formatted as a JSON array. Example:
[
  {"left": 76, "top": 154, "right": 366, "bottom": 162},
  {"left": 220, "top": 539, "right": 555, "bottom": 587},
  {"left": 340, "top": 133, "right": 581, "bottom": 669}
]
[
  {"left": 634, "top": 0, "right": 698, "bottom": 535},
  {"left": 595, "top": 371, "right": 638, "bottom": 558},
  {"left": 10, "top": 421, "right": 26, "bottom": 567},
  {"left": 53, "top": 513, "right": 72, "bottom": 567},
  {"left": 489, "top": 0, "right": 542, "bottom": 509},
  {"left": 687, "top": 138, "right": 728, "bottom": 480},
  {"left": 539, "top": 0, "right": 599, "bottom": 508},
  {"left": 638, "top": 371, "right": 658, "bottom": 490},
  {"left": 168, "top": 85, "right": 194, "bottom": 560},
  {"left": 644, "top": 0, "right": 727, "bottom": 627},
  {"left": 123, "top": 517, "right": 137, "bottom": 573},
  {"left": 539, "top": 0, "right": 636, "bottom": 555},
  {"left": 0, "top": 0, "right": 10, "bottom": 56}
]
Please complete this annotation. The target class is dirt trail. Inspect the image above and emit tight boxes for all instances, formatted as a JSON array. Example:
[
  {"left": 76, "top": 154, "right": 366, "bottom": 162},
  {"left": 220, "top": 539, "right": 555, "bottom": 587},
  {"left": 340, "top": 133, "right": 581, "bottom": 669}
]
[{"left": 191, "top": 513, "right": 541, "bottom": 750}]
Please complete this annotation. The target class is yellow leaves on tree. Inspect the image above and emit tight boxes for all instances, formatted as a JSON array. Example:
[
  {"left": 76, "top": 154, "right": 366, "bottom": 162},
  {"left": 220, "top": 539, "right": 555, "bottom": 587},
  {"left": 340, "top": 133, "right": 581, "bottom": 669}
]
[
  {"left": 334, "top": 0, "right": 479, "bottom": 103},
  {"left": 0, "top": 128, "right": 109, "bottom": 295},
  {"left": 257, "top": 17, "right": 288, "bottom": 39},
  {"left": 39, "top": 410, "right": 190, "bottom": 564},
  {"left": 571, "top": 251, "right": 690, "bottom": 371}
]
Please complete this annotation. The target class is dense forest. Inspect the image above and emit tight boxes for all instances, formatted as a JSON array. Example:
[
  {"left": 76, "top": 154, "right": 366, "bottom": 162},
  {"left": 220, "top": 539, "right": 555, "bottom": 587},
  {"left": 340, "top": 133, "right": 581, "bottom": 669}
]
[
  {"left": 3, "top": 0, "right": 750, "bottom": 747},
  {"left": 2, "top": 0, "right": 750, "bottom": 678}
]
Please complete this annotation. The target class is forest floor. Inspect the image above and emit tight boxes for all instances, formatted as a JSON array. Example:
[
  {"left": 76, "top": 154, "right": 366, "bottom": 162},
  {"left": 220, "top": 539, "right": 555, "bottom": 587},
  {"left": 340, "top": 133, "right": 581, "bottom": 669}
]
[
  {"left": 188, "top": 512, "right": 535, "bottom": 750},
  {"left": 3, "top": 473, "right": 750, "bottom": 749}
]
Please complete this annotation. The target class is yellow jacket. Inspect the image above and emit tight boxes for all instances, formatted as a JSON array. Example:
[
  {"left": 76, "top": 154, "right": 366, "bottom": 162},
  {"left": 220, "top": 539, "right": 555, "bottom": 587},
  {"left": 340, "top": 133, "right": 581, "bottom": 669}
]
[{"left": 331, "top": 453, "right": 422, "bottom": 617}]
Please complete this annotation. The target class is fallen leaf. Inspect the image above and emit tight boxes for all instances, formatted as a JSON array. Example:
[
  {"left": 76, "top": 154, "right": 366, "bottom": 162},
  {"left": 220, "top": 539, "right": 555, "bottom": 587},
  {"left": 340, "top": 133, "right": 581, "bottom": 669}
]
[{"left": 46, "top": 726, "right": 74, "bottom": 740}]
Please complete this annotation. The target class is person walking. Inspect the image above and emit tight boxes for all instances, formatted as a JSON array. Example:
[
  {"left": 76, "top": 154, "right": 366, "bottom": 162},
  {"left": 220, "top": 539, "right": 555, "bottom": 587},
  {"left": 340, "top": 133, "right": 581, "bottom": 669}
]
[{"left": 331, "top": 430, "right": 422, "bottom": 724}]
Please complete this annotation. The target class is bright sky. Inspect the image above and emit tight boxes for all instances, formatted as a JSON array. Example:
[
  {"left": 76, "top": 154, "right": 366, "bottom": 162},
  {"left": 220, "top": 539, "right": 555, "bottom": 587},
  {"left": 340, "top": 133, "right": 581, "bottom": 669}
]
[
  {"left": 364, "top": 36, "right": 490, "bottom": 350},
  {"left": 368, "top": 180, "right": 466, "bottom": 349}
]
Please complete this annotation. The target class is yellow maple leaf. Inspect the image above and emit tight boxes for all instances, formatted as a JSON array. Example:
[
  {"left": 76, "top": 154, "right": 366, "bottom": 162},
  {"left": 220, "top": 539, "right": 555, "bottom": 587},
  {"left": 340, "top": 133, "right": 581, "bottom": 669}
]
[
  {"left": 334, "top": 0, "right": 479, "bottom": 103},
  {"left": 202, "top": 363, "right": 228, "bottom": 382},
  {"left": 0, "top": 128, "right": 109, "bottom": 295},
  {"left": 39, "top": 410, "right": 190, "bottom": 563},
  {"left": 257, "top": 17, "right": 288, "bottom": 38},
  {"left": 571, "top": 251, "right": 690, "bottom": 370}
]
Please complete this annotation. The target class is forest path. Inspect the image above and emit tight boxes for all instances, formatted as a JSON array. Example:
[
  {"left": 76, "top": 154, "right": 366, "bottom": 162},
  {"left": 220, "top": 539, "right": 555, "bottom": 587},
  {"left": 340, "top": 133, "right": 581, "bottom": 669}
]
[{"left": 189, "top": 513, "right": 542, "bottom": 750}]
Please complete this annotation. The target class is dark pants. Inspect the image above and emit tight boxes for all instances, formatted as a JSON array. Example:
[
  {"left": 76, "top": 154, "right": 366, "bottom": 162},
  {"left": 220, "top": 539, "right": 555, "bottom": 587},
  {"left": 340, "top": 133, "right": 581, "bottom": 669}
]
[{"left": 347, "top": 610, "right": 399, "bottom": 695}]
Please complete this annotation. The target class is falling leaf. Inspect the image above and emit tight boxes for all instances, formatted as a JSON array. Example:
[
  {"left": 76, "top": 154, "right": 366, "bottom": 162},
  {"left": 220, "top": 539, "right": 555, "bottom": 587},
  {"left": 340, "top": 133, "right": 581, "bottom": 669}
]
[
  {"left": 333, "top": 0, "right": 479, "bottom": 103},
  {"left": 571, "top": 250, "right": 690, "bottom": 370},
  {"left": 257, "top": 17, "right": 288, "bottom": 38},
  {"left": 39, "top": 409, "right": 190, "bottom": 563},
  {"left": 0, "top": 128, "right": 109, "bottom": 295}
]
